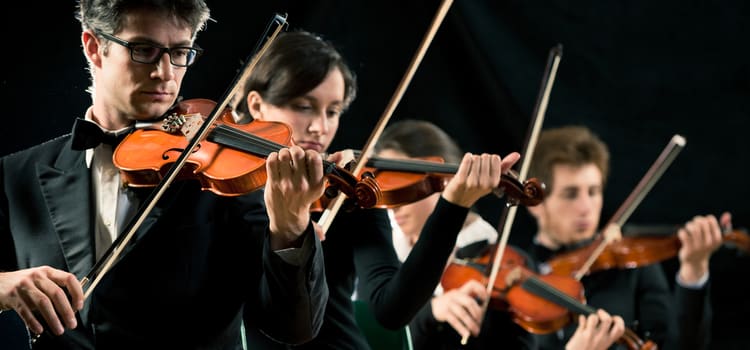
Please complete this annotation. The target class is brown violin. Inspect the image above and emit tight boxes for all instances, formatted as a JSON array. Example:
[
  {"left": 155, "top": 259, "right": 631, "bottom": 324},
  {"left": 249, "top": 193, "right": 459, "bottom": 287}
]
[
  {"left": 441, "top": 244, "right": 657, "bottom": 350},
  {"left": 113, "top": 98, "right": 381, "bottom": 208},
  {"left": 545, "top": 228, "right": 750, "bottom": 278},
  {"left": 355, "top": 156, "right": 545, "bottom": 208}
]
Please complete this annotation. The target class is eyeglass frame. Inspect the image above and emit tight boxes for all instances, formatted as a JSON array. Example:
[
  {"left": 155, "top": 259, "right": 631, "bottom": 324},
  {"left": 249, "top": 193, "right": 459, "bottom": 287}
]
[{"left": 93, "top": 29, "right": 203, "bottom": 67}]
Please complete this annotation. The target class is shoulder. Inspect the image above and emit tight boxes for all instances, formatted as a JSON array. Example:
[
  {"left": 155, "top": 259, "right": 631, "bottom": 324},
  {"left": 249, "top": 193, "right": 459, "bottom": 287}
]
[{"left": 2, "top": 134, "right": 71, "bottom": 166}]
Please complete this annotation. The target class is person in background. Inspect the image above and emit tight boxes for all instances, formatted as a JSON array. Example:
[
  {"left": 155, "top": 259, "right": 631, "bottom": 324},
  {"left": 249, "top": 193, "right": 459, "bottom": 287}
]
[
  {"left": 373, "top": 119, "right": 626, "bottom": 350},
  {"left": 0, "top": 1, "right": 328, "bottom": 348},
  {"left": 523, "top": 125, "right": 724, "bottom": 350}
]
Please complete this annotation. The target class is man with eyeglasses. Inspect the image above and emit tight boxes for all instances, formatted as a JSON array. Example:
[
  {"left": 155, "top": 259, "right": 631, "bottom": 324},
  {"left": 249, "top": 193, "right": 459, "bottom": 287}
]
[
  {"left": 93, "top": 29, "right": 203, "bottom": 68},
  {"left": 0, "top": 1, "right": 329, "bottom": 349}
]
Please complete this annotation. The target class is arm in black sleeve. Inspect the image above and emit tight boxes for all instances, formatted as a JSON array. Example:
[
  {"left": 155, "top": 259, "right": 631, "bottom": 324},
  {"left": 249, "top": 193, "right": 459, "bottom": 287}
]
[
  {"left": 258, "top": 225, "right": 328, "bottom": 344},
  {"left": 669, "top": 281, "right": 711, "bottom": 350},
  {"left": 234, "top": 189, "right": 327, "bottom": 345},
  {"left": 409, "top": 300, "right": 441, "bottom": 349},
  {"left": 635, "top": 264, "right": 673, "bottom": 347},
  {"left": 355, "top": 197, "right": 468, "bottom": 329}
]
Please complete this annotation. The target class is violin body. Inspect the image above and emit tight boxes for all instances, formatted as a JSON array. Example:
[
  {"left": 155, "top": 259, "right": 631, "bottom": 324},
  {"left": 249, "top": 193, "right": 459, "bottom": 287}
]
[
  {"left": 441, "top": 244, "right": 585, "bottom": 334},
  {"left": 442, "top": 243, "right": 657, "bottom": 349},
  {"left": 546, "top": 230, "right": 750, "bottom": 277},
  {"left": 114, "top": 98, "right": 292, "bottom": 196}
]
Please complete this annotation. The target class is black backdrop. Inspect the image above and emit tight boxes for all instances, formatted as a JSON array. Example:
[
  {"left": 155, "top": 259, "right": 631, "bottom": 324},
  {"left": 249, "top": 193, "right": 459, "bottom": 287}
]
[{"left": 1, "top": 0, "right": 749, "bottom": 347}]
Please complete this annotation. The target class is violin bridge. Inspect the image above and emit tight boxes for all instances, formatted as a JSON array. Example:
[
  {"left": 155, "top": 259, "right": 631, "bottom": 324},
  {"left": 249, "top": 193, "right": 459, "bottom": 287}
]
[
  {"left": 504, "top": 266, "right": 523, "bottom": 287},
  {"left": 161, "top": 113, "right": 204, "bottom": 140}
]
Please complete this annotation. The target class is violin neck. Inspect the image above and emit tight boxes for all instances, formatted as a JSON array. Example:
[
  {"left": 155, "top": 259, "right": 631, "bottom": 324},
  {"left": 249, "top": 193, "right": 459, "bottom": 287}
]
[
  {"left": 207, "top": 124, "right": 285, "bottom": 157},
  {"left": 523, "top": 275, "right": 652, "bottom": 349},
  {"left": 521, "top": 275, "right": 595, "bottom": 316},
  {"left": 723, "top": 229, "right": 750, "bottom": 253},
  {"left": 366, "top": 156, "right": 457, "bottom": 174}
]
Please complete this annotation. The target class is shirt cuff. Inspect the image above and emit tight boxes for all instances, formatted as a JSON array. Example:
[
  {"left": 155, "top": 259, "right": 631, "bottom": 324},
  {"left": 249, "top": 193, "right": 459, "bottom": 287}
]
[
  {"left": 676, "top": 271, "right": 709, "bottom": 289},
  {"left": 272, "top": 230, "right": 313, "bottom": 266}
]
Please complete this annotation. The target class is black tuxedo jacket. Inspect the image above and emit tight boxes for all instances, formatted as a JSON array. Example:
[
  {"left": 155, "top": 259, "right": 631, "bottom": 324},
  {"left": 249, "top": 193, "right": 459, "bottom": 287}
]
[{"left": 0, "top": 133, "right": 327, "bottom": 349}]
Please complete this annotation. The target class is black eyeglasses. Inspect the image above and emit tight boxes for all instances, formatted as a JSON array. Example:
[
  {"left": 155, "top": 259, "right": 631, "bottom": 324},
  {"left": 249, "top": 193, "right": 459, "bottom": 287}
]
[{"left": 94, "top": 30, "right": 203, "bottom": 67}]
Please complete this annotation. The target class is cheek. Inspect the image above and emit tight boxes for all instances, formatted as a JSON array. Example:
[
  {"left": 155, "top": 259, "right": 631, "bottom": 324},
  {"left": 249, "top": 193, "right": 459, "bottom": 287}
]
[
  {"left": 261, "top": 109, "right": 299, "bottom": 130},
  {"left": 592, "top": 197, "right": 603, "bottom": 212},
  {"left": 173, "top": 70, "right": 187, "bottom": 84},
  {"left": 330, "top": 118, "right": 340, "bottom": 135},
  {"left": 289, "top": 120, "right": 309, "bottom": 139}
]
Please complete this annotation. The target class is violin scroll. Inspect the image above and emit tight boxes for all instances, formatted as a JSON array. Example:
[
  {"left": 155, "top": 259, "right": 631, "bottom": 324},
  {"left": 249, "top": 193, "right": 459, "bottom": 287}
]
[{"left": 495, "top": 172, "right": 545, "bottom": 207}]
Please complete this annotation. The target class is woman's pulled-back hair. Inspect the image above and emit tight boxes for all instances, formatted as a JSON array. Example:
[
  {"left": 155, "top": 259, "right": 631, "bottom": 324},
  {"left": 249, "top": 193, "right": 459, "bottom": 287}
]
[
  {"left": 235, "top": 30, "right": 357, "bottom": 119},
  {"left": 375, "top": 119, "right": 464, "bottom": 164}
]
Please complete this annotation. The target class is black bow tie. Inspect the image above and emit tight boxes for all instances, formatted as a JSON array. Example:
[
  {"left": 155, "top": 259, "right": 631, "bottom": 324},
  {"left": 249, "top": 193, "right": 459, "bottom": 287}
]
[{"left": 71, "top": 118, "right": 132, "bottom": 151}]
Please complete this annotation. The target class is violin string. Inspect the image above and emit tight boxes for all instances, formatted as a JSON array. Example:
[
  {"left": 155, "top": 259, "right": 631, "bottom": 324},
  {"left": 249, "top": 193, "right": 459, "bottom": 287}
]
[
  {"left": 522, "top": 276, "right": 595, "bottom": 315},
  {"left": 365, "top": 157, "right": 458, "bottom": 173},
  {"left": 350, "top": 149, "right": 461, "bottom": 174},
  {"left": 209, "top": 124, "right": 343, "bottom": 176},
  {"left": 210, "top": 124, "right": 284, "bottom": 156},
  {"left": 523, "top": 276, "right": 648, "bottom": 348}
]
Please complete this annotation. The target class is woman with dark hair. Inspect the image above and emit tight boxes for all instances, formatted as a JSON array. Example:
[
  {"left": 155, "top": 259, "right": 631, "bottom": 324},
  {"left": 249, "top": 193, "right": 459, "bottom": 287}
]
[{"left": 236, "top": 31, "right": 521, "bottom": 349}]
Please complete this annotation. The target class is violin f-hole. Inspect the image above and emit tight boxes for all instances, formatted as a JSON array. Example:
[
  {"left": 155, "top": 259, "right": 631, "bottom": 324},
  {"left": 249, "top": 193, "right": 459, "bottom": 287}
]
[{"left": 162, "top": 144, "right": 202, "bottom": 160}]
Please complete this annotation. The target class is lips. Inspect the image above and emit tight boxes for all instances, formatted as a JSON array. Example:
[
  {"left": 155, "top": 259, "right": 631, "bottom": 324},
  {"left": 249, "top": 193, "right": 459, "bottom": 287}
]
[
  {"left": 295, "top": 141, "right": 324, "bottom": 152},
  {"left": 142, "top": 91, "right": 173, "bottom": 102}
]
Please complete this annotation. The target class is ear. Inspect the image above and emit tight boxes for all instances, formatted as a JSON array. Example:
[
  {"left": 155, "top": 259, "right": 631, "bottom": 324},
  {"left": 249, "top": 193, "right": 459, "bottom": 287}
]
[
  {"left": 82, "top": 30, "right": 103, "bottom": 68},
  {"left": 246, "top": 91, "right": 265, "bottom": 120}
]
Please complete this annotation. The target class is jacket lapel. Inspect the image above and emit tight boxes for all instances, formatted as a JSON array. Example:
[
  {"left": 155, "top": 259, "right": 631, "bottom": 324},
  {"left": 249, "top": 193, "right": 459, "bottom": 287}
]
[
  {"left": 37, "top": 141, "right": 95, "bottom": 279},
  {"left": 36, "top": 139, "right": 187, "bottom": 278}
]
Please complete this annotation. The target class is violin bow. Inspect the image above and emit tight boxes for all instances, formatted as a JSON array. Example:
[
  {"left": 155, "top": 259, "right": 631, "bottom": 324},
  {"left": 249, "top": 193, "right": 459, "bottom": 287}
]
[
  {"left": 316, "top": 0, "right": 454, "bottom": 234},
  {"left": 573, "top": 134, "right": 686, "bottom": 280},
  {"left": 466, "top": 44, "right": 563, "bottom": 345},
  {"left": 79, "top": 14, "right": 289, "bottom": 299}
]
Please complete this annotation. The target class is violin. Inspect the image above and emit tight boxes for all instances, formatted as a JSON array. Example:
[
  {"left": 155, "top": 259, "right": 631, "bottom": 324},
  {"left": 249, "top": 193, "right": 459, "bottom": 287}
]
[
  {"left": 355, "top": 156, "right": 545, "bottom": 208},
  {"left": 545, "top": 229, "right": 750, "bottom": 278},
  {"left": 307, "top": 154, "right": 545, "bottom": 213},
  {"left": 113, "top": 98, "right": 381, "bottom": 208},
  {"left": 441, "top": 243, "right": 657, "bottom": 350}
]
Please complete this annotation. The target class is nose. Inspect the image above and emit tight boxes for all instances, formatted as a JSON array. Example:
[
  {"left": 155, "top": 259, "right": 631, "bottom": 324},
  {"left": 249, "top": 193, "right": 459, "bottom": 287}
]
[
  {"left": 574, "top": 194, "right": 594, "bottom": 214},
  {"left": 151, "top": 53, "right": 176, "bottom": 81},
  {"left": 307, "top": 111, "right": 330, "bottom": 135}
]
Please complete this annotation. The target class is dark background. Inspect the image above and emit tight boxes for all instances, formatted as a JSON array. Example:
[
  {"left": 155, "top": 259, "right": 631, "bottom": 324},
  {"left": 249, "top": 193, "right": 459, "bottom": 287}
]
[{"left": 2, "top": 1, "right": 748, "bottom": 348}]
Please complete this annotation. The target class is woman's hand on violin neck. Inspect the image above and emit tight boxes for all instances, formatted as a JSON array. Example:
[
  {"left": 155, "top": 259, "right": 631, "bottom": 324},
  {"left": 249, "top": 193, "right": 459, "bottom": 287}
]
[
  {"left": 432, "top": 279, "right": 488, "bottom": 339},
  {"left": 264, "top": 146, "right": 326, "bottom": 249},
  {"left": 677, "top": 213, "right": 726, "bottom": 284},
  {"left": 442, "top": 152, "right": 520, "bottom": 208},
  {"left": 566, "top": 309, "right": 624, "bottom": 350}
]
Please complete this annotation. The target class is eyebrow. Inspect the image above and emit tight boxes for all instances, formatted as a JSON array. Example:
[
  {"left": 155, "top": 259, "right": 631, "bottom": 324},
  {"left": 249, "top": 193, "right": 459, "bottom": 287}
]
[
  {"left": 124, "top": 35, "right": 193, "bottom": 47},
  {"left": 299, "top": 95, "right": 343, "bottom": 107}
]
